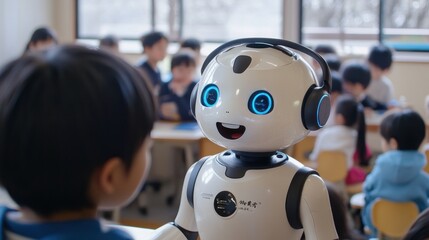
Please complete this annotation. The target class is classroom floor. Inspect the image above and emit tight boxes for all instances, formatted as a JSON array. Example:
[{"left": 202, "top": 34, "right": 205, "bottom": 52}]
[{"left": 119, "top": 185, "right": 181, "bottom": 229}]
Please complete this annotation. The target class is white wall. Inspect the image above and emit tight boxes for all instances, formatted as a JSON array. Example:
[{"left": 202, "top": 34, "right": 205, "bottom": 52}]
[{"left": 0, "top": 0, "right": 55, "bottom": 66}]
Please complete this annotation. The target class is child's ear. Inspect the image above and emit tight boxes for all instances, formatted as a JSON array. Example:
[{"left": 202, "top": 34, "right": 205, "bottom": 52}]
[
  {"left": 388, "top": 138, "right": 398, "bottom": 150},
  {"left": 98, "top": 157, "right": 126, "bottom": 194}
]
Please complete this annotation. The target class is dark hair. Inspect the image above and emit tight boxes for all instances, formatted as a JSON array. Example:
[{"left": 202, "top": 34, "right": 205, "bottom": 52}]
[
  {"left": 180, "top": 38, "right": 202, "bottom": 52},
  {"left": 314, "top": 44, "right": 337, "bottom": 55},
  {"left": 324, "top": 54, "right": 341, "bottom": 71},
  {"left": 335, "top": 95, "right": 368, "bottom": 165},
  {"left": 25, "top": 27, "right": 58, "bottom": 52},
  {"left": 403, "top": 208, "right": 429, "bottom": 240},
  {"left": 380, "top": 110, "right": 426, "bottom": 150},
  {"left": 331, "top": 71, "right": 343, "bottom": 94},
  {"left": 99, "top": 35, "right": 119, "bottom": 48},
  {"left": 170, "top": 52, "right": 196, "bottom": 71},
  {"left": 341, "top": 61, "right": 372, "bottom": 89},
  {"left": 140, "top": 31, "right": 168, "bottom": 48},
  {"left": 368, "top": 45, "right": 393, "bottom": 70},
  {"left": 0, "top": 45, "right": 156, "bottom": 216},
  {"left": 326, "top": 184, "right": 366, "bottom": 240}
]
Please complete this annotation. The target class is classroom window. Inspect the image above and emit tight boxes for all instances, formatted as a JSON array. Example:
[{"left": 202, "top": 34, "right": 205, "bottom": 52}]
[
  {"left": 300, "top": 0, "right": 429, "bottom": 54},
  {"left": 76, "top": 0, "right": 283, "bottom": 42}
]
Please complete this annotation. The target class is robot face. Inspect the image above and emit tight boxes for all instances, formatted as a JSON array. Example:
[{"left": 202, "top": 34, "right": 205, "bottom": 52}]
[{"left": 195, "top": 45, "right": 319, "bottom": 152}]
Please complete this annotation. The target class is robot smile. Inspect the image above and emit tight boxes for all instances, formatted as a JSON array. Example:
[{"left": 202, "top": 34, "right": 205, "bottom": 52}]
[{"left": 216, "top": 122, "right": 246, "bottom": 140}]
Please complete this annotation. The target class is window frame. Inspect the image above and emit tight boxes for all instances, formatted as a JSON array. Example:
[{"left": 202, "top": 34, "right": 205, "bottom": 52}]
[{"left": 299, "top": 0, "right": 429, "bottom": 53}]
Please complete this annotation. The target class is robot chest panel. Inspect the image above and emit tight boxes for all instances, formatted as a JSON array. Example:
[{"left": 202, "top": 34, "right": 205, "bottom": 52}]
[{"left": 193, "top": 162, "right": 301, "bottom": 239}]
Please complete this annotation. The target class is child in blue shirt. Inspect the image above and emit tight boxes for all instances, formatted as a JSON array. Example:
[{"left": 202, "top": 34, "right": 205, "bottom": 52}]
[
  {"left": 362, "top": 110, "right": 429, "bottom": 237},
  {"left": 158, "top": 52, "right": 197, "bottom": 122},
  {"left": 0, "top": 45, "right": 156, "bottom": 239}
]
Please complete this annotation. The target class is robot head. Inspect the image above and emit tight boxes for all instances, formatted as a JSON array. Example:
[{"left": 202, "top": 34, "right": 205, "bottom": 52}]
[{"left": 191, "top": 38, "right": 331, "bottom": 152}]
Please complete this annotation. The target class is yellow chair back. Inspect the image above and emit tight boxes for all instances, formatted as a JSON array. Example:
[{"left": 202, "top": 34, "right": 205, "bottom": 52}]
[
  {"left": 316, "top": 150, "right": 348, "bottom": 183},
  {"left": 372, "top": 198, "right": 419, "bottom": 239}
]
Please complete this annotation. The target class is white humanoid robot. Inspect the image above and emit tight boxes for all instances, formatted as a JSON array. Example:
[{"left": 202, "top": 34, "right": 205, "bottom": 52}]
[{"left": 150, "top": 38, "right": 338, "bottom": 240}]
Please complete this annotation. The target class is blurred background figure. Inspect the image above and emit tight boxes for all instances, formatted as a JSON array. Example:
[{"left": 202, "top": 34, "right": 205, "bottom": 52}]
[
  {"left": 24, "top": 27, "right": 58, "bottom": 54},
  {"left": 137, "top": 31, "right": 169, "bottom": 93},
  {"left": 99, "top": 34, "right": 120, "bottom": 55},
  {"left": 366, "top": 45, "right": 395, "bottom": 107}
]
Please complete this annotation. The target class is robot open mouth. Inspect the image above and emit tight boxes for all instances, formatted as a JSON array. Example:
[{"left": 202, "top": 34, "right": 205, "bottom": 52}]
[{"left": 216, "top": 122, "right": 246, "bottom": 140}]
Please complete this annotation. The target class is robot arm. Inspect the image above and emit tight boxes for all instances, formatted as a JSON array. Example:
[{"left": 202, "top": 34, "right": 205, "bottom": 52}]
[
  {"left": 149, "top": 163, "right": 200, "bottom": 240},
  {"left": 300, "top": 174, "right": 338, "bottom": 240}
]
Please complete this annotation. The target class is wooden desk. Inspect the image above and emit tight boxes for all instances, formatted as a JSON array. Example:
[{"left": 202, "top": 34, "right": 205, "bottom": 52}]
[
  {"left": 151, "top": 121, "right": 227, "bottom": 167},
  {"left": 151, "top": 122, "right": 204, "bottom": 168}
]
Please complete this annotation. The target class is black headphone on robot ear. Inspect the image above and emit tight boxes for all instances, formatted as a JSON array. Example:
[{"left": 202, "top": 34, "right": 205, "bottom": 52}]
[{"left": 191, "top": 38, "right": 331, "bottom": 131}]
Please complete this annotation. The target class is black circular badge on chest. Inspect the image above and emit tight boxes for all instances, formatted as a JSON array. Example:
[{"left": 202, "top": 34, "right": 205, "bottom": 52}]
[{"left": 214, "top": 191, "right": 237, "bottom": 217}]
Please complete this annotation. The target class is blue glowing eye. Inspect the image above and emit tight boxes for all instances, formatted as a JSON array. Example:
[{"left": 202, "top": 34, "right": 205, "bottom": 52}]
[
  {"left": 248, "top": 91, "right": 273, "bottom": 115},
  {"left": 201, "top": 84, "right": 219, "bottom": 107}
]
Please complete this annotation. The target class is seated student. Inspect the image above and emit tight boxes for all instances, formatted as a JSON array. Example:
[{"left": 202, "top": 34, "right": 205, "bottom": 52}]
[
  {"left": 403, "top": 208, "right": 429, "bottom": 240},
  {"left": 180, "top": 38, "right": 202, "bottom": 64},
  {"left": 310, "top": 95, "right": 368, "bottom": 185},
  {"left": 366, "top": 45, "right": 395, "bottom": 106},
  {"left": 99, "top": 34, "right": 120, "bottom": 55},
  {"left": 0, "top": 45, "right": 156, "bottom": 239},
  {"left": 324, "top": 53, "right": 342, "bottom": 72},
  {"left": 158, "top": 52, "right": 197, "bottom": 122},
  {"left": 362, "top": 110, "right": 429, "bottom": 237},
  {"left": 341, "top": 60, "right": 388, "bottom": 112},
  {"left": 23, "top": 26, "right": 58, "bottom": 53},
  {"left": 137, "top": 31, "right": 169, "bottom": 92}
]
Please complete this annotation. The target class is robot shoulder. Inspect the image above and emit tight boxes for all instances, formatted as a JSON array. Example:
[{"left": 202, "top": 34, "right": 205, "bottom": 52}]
[
  {"left": 186, "top": 156, "right": 211, "bottom": 208},
  {"left": 285, "top": 166, "right": 319, "bottom": 229}
]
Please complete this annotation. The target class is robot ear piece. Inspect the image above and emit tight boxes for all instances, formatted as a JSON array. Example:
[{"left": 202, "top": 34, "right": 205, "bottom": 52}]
[
  {"left": 301, "top": 86, "right": 331, "bottom": 131},
  {"left": 190, "top": 81, "right": 200, "bottom": 118}
]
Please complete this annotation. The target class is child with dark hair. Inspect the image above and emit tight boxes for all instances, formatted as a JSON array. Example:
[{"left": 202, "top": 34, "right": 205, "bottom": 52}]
[
  {"left": 180, "top": 38, "right": 201, "bottom": 54},
  {"left": 99, "top": 34, "right": 120, "bottom": 54},
  {"left": 138, "top": 31, "right": 169, "bottom": 91},
  {"left": 367, "top": 45, "right": 395, "bottom": 106},
  {"left": 158, "top": 52, "right": 197, "bottom": 121},
  {"left": 24, "top": 27, "right": 58, "bottom": 53},
  {"left": 0, "top": 45, "right": 156, "bottom": 239},
  {"left": 341, "top": 61, "right": 387, "bottom": 111},
  {"left": 324, "top": 53, "right": 341, "bottom": 72},
  {"left": 362, "top": 110, "right": 429, "bottom": 237},
  {"left": 310, "top": 95, "right": 369, "bottom": 184}
]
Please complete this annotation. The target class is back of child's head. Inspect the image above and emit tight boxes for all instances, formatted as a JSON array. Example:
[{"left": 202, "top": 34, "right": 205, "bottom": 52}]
[
  {"left": 25, "top": 27, "right": 58, "bottom": 52},
  {"left": 380, "top": 110, "right": 426, "bottom": 150},
  {"left": 368, "top": 44, "right": 393, "bottom": 70},
  {"left": 180, "top": 38, "right": 201, "bottom": 52},
  {"left": 331, "top": 71, "right": 343, "bottom": 94},
  {"left": 324, "top": 54, "right": 341, "bottom": 72},
  {"left": 335, "top": 95, "right": 360, "bottom": 127},
  {"left": 170, "top": 52, "right": 196, "bottom": 71},
  {"left": 140, "top": 31, "right": 168, "bottom": 48},
  {"left": 336, "top": 94, "right": 368, "bottom": 165},
  {"left": 341, "top": 61, "right": 371, "bottom": 89},
  {"left": 0, "top": 45, "right": 156, "bottom": 216},
  {"left": 99, "top": 34, "right": 119, "bottom": 49}
]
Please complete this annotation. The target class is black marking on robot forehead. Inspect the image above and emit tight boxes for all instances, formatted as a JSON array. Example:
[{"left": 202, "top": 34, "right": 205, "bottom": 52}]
[{"left": 233, "top": 55, "right": 252, "bottom": 74}]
